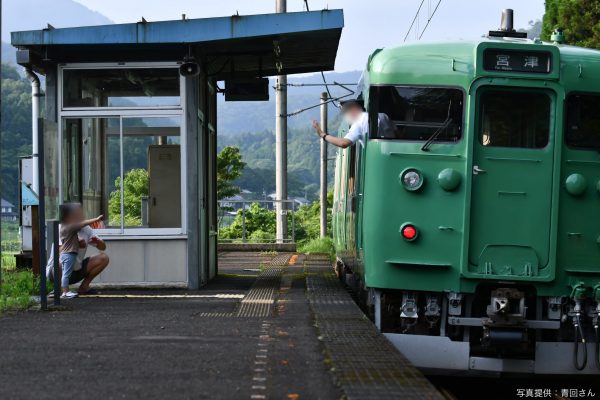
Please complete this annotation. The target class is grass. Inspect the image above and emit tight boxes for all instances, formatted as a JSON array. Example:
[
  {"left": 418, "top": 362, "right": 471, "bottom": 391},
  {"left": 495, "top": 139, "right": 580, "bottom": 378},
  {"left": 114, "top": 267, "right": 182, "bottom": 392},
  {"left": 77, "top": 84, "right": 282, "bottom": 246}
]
[
  {"left": 2, "top": 220, "right": 21, "bottom": 270},
  {"left": 1, "top": 220, "right": 20, "bottom": 242},
  {"left": 1, "top": 221, "right": 41, "bottom": 313},
  {"left": 1, "top": 252, "right": 17, "bottom": 269},
  {"left": 0, "top": 269, "right": 37, "bottom": 313},
  {"left": 298, "top": 237, "right": 335, "bottom": 259}
]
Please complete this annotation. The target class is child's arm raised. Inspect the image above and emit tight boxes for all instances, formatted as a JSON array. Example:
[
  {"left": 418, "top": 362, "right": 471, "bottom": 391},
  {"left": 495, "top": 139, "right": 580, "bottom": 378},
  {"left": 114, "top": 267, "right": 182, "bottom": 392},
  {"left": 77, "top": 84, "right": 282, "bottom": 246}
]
[{"left": 75, "top": 215, "right": 104, "bottom": 231}]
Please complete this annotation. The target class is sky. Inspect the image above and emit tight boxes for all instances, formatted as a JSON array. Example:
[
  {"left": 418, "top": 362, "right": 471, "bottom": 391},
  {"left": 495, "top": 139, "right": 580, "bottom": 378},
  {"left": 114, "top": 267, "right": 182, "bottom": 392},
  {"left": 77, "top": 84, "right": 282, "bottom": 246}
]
[{"left": 72, "top": 0, "right": 546, "bottom": 72}]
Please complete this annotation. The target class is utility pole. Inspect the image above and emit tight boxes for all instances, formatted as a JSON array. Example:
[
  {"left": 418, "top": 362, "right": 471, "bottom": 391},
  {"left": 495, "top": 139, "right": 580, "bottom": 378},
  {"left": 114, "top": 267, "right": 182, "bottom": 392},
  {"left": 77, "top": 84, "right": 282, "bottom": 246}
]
[
  {"left": 319, "top": 92, "right": 328, "bottom": 238},
  {"left": 275, "top": 0, "right": 288, "bottom": 243}
]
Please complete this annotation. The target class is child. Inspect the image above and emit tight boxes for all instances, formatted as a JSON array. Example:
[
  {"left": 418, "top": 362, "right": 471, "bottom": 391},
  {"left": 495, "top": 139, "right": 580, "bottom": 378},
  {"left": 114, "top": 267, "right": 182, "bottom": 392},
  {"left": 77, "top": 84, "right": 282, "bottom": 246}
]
[{"left": 58, "top": 203, "right": 103, "bottom": 299}]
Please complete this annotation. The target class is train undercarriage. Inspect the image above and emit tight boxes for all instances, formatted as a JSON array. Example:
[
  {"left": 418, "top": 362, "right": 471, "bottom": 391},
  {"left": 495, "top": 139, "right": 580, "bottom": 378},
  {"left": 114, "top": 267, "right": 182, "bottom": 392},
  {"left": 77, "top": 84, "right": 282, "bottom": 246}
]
[{"left": 337, "top": 261, "right": 600, "bottom": 375}]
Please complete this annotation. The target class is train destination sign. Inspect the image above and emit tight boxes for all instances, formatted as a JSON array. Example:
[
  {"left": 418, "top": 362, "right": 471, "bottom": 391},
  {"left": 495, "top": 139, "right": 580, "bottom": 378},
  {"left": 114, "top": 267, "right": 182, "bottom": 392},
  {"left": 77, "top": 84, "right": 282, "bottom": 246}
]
[{"left": 483, "top": 49, "right": 552, "bottom": 73}]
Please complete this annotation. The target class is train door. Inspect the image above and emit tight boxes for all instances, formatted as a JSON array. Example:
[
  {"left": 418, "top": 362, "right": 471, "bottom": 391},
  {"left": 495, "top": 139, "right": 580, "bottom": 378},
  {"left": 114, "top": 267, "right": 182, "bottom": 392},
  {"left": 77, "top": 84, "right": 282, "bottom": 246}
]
[
  {"left": 468, "top": 87, "right": 556, "bottom": 278},
  {"left": 345, "top": 145, "right": 357, "bottom": 258},
  {"left": 335, "top": 148, "right": 348, "bottom": 251},
  {"left": 345, "top": 140, "right": 366, "bottom": 272}
]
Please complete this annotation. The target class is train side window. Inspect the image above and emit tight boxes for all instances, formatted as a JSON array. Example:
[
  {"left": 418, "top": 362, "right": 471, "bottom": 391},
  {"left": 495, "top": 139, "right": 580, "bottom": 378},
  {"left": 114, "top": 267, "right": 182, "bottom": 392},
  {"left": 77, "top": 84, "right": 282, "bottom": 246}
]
[
  {"left": 348, "top": 145, "right": 357, "bottom": 195},
  {"left": 479, "top": 91, "right": 550, "bottom": 148},
  {"left": 369, "top": 86, "right": 463, "bottom": 142},
  {"left": 566, "top": 94, "right": 600, "bottom": 150}
]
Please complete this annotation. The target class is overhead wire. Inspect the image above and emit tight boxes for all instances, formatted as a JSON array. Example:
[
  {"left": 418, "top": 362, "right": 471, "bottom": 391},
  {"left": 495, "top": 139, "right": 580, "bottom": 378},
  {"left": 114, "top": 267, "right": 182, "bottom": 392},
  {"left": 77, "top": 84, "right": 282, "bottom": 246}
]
[
  {"left": 321, "top": 71, "right": 341, "bottom": 108},
  {"left": 284, "top": 93, "right": 354, "bottom": 117},
  {"left": 418, "top": 0, "right": 443, "bottom": 40},
  {"left": 404, "top": 0, "right": 426, "bottom": 42}
]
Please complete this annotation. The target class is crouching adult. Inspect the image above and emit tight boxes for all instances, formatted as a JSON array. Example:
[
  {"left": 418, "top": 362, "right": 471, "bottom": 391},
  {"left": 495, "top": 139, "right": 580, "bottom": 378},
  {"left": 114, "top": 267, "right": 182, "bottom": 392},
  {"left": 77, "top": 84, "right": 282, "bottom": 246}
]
[{"left": 46, "top": 205, "right": 110, "bottom": 297}]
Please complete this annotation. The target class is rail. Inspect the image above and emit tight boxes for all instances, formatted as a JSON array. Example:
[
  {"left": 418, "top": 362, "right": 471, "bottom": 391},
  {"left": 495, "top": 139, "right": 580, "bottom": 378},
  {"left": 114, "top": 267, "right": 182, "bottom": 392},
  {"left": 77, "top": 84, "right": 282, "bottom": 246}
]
[{"left": 217, "top": 200, "right": 296, "bottom": 244}]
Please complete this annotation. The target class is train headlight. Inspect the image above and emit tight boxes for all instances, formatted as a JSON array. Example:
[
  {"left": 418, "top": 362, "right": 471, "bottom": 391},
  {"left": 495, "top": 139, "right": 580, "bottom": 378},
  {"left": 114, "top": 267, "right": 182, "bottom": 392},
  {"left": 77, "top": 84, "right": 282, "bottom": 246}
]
[
  {"left": 400, "top": 168, "right": 424, "bottom": 192},
  {"left": 400, "top": 223, "right": 419, "bottom": 241}
]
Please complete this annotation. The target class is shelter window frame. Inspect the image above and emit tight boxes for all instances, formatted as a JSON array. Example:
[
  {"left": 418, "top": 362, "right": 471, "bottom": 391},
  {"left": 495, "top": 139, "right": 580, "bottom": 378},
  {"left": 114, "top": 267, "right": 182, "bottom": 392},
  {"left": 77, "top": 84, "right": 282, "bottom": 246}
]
[
  {"left": 60, "top": 62, "right": 184, "bottom": 111},
  {"left": 57, "top": 63, "right": 187, "bottom": 237}
]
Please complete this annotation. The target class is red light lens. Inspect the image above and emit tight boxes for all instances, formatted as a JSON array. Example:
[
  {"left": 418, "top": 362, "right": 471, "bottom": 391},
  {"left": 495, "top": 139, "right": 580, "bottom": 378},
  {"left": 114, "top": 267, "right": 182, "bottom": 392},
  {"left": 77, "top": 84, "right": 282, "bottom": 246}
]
[{"left": 402, "top": 225, "right": 417, "bottom": 240}]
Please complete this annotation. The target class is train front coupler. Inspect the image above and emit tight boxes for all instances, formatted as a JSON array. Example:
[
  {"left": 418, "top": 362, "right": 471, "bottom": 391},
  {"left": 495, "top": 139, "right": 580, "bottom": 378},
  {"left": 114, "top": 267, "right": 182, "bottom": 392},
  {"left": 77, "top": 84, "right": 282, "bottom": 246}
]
[{"left": 482, "top": 288, "right": 528, "bottom": 347}]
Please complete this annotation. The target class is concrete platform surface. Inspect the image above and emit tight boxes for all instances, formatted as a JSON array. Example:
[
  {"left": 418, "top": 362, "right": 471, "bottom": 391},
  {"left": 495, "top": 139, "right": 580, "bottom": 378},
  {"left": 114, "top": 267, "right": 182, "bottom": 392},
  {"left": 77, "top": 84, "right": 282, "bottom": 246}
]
[{"left": 0, "top": 252, "right": 440, "bottom": 400}]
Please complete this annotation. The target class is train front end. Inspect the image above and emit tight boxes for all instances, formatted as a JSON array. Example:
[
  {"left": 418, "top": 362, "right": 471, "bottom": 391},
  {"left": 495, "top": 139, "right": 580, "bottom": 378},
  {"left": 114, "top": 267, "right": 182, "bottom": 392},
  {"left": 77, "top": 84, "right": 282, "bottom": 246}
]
[{"left": 352, "top": 31, "right": 600, "bottom": 374}]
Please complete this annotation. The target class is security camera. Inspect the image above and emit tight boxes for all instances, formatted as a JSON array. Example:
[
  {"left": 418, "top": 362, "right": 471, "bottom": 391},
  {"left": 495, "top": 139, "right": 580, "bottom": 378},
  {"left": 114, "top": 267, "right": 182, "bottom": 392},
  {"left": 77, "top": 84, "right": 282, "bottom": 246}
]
[{"left": 179, "top": 61, "right": 199, "bottom": 77}]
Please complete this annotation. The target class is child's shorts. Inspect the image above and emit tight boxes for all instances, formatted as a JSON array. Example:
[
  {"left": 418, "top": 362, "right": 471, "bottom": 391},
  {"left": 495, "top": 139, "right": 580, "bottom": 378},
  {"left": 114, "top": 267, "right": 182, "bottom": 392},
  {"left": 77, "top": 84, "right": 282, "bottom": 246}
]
[{"left": 59, "top": 252, "right": 78, "bottom": 288}]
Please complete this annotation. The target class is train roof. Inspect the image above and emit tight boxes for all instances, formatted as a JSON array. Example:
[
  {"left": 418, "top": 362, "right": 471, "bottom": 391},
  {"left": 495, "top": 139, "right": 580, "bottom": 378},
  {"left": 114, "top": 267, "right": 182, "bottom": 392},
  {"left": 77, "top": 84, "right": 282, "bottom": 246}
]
[{"left": 366, "top": 37, "right": 600, "bottom": 90}]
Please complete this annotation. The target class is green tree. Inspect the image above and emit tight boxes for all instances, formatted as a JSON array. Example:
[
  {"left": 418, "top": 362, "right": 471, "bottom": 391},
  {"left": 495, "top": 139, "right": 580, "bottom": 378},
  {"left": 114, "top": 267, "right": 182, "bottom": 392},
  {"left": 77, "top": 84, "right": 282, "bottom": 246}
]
[
  {"left": 108, "top": 168, "right": 149, "bottom": 226},
  {"left": 217, "top": 146, "right": 245, "bottom": 200},
  {"left": 218, "top": 194, "right": 333, "bottom": 243},
  {"left": 294, "top": 192, "right": 333, "bottom": 243},
  {"left": 219, "top": 202, "right": 276, "bottom": 241},
  {"left": 542, "top": 0, "right": 600, "bottom": 49},
  {"left": 1, "top": 63, "right": 33, "bottom": 204}
]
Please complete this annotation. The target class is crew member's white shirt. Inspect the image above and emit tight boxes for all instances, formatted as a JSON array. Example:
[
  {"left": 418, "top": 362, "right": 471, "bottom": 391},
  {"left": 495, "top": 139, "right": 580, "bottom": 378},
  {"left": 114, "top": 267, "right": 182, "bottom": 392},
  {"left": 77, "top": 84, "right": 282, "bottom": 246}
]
[{"left": 343, "top": 112, "right": 395, "bottom": 146}]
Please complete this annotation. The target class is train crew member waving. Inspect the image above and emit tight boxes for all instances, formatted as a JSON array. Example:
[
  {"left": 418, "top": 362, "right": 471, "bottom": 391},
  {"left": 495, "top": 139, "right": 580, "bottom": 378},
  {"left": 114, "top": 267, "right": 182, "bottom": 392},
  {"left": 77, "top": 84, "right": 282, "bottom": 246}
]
[{"left": 311, "top": 98, "right": 395, "bottom": 148}]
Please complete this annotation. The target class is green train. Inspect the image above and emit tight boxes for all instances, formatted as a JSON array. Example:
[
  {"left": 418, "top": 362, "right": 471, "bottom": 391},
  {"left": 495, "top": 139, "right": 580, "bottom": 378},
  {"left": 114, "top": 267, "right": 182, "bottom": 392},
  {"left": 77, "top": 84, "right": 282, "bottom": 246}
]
[{"left": 332, "top": 12, "right": 600, "bottom": 374}]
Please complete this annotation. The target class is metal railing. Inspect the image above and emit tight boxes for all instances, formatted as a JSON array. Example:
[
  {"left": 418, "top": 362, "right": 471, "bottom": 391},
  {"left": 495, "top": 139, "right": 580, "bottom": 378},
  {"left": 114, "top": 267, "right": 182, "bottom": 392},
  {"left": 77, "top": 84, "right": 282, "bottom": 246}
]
[{"left": 217, "top": 200, "right": 296, "bottom": 244}]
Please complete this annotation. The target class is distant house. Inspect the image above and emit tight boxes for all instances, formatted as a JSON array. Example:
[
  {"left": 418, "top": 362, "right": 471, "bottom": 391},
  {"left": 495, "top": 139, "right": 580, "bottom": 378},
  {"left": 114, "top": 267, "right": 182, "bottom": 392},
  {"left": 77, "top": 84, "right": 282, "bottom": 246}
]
[
  {"left": 219, "top": 194, "right": 248, "bottom": 211},
  {"left": 292, "top": 197, "right": 311, "bottom": 207},
  {"left": 1, "top": 199, "right": 18, "bottom": 222},
  {"left": 266, "top": 194, "right": 312, "bottom": 210}
]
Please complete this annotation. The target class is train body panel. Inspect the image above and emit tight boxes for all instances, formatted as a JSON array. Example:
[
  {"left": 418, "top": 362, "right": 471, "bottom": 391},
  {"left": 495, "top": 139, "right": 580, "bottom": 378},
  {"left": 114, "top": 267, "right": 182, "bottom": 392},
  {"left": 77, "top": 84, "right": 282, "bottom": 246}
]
[{"left": 332, "top": 35, "right": 600, "bottom": 374}]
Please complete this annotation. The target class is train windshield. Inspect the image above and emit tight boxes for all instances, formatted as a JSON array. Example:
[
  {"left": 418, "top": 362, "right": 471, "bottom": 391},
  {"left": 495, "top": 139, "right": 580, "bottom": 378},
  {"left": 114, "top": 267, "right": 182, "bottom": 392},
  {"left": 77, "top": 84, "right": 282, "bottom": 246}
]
[
  {"left": 566, "top": 93, "right": 600, "bottom": 150},
  {"left": 369, "top": 86, "right": 463, "bottom": 142}
]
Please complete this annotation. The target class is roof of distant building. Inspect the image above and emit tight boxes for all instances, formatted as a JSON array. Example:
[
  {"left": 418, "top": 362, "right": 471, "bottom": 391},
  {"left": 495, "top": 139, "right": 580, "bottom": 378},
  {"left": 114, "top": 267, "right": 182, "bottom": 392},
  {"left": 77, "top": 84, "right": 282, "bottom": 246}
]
[{"left": 1, "top": 198, "right": 15, "bottom": 208}]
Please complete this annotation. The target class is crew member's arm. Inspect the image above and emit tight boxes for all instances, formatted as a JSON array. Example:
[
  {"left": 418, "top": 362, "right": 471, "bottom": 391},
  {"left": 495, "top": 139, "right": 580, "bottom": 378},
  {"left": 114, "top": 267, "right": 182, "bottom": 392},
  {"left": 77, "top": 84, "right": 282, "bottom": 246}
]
[{"left": 312, "top": 120, "right": 353, "bottom": 149}]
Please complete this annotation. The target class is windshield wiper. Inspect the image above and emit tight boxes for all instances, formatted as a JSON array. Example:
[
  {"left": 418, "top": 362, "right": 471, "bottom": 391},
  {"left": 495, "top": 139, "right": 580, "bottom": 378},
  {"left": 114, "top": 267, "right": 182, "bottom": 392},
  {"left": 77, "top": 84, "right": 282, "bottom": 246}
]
[{"left": 421, "top": 117, "right": 453, "bottom": 152}]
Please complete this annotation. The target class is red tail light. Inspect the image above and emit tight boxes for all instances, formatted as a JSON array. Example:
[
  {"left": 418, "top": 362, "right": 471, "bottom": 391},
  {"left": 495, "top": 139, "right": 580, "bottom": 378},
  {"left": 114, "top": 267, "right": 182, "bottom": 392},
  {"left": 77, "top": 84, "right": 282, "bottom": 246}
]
[{"left": 401, "top": 224, "right": 418, "bottom": 241}]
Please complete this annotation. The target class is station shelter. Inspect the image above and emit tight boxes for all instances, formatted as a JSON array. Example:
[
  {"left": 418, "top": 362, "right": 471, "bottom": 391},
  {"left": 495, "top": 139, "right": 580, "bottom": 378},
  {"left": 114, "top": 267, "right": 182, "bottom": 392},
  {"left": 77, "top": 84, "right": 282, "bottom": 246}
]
[{"left": 11, "top": 10, "right": 343, "bottom": 288}]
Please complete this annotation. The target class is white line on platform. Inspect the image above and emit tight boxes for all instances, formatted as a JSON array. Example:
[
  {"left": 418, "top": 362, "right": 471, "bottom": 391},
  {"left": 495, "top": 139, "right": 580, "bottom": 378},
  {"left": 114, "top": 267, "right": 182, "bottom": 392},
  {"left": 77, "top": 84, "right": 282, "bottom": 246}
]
[{"left": 80, "top": 294, "right": 245, "bottom": 299}]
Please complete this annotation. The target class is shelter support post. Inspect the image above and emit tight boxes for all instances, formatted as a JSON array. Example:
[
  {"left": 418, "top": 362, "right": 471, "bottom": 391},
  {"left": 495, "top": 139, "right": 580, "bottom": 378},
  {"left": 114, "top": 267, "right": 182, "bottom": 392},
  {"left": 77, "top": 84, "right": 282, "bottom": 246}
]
[{"left": 36, "top": 118, "right": 47, "bottom": 310}]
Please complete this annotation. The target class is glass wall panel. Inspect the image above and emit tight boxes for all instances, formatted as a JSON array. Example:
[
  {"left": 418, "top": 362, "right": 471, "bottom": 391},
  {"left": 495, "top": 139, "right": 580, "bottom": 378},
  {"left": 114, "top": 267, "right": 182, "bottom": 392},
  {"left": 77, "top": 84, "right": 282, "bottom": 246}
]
[
  {"left": 62, "top": 117, "right": 120, "bottom": 229},
  {"left": 121, "top": 117, "right": 181, "bottom": 228},
  {"left": 63, "top": 68, "right": 180, "bottom": 108}
]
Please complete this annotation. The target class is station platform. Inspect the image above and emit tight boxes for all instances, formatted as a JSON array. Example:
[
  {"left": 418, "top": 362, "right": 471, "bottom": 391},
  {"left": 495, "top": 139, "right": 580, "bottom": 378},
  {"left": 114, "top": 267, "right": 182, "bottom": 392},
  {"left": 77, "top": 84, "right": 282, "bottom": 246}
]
[{"left": 0, "top": 252, "right": 442, "bottom": 399}]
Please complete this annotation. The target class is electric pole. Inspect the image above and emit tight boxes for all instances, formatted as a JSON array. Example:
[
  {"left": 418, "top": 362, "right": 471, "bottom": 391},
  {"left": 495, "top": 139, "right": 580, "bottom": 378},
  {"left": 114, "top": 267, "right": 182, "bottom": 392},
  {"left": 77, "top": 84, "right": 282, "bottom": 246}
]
[{"left": 275, "top": 0, "right": 288, "bottom": 243}]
